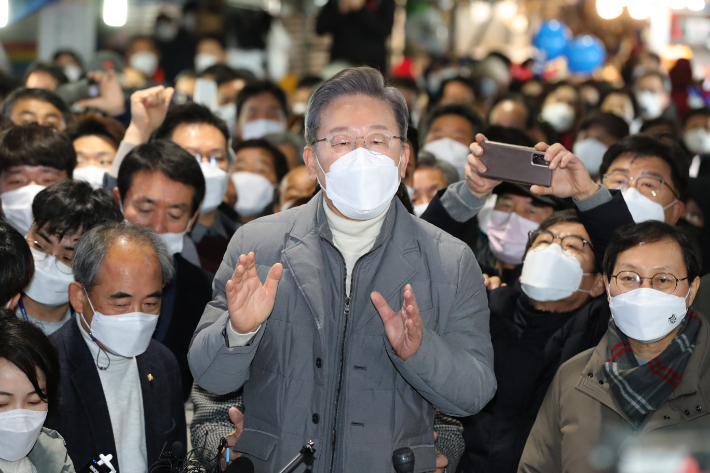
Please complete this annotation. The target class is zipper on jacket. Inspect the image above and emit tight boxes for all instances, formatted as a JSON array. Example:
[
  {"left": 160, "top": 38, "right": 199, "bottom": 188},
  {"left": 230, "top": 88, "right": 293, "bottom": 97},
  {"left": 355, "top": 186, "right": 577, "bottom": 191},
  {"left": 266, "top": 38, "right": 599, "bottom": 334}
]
[{"left": 321, "top": 236, "right": 383, "bottom": 472}]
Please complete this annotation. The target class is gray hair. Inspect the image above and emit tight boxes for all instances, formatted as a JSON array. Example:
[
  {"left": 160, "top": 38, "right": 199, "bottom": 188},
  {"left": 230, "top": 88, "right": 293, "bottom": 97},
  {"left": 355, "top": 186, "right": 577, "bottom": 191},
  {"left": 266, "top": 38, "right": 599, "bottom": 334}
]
[
  {"left": 417, "top": 153, "right": 461, "bottom": 185},
  {"left": 304, "top": 66, "right": 409, "bottom": 146},
  {"left": 72, "top": 222, "right": 175, "bottom": 294}
]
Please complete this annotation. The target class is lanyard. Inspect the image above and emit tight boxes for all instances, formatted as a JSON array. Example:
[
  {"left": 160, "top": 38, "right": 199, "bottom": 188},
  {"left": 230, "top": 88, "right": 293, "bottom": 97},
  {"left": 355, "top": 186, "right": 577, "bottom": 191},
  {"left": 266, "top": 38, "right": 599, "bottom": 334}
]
[
  {"left": 18, "top": 297, "right": 29, "bottom": 321},
  {"left": 18, "top": 297, "right": 74, "bottom": 323}
]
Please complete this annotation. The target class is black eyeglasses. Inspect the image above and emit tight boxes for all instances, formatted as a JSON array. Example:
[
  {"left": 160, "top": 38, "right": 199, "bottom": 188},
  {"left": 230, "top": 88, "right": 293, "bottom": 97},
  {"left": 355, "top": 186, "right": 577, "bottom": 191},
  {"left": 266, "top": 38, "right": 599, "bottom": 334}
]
[{"left": 611, "top": 271, "right": 689, "bottom": 294}]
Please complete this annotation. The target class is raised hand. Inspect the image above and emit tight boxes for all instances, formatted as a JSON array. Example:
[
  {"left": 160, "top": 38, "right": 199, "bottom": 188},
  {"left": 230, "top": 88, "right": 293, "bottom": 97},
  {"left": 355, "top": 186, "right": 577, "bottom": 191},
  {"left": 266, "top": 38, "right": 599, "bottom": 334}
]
[
  {"left": 123, "top": 85, "right": 175, "bottom": 145},
  {"left": 226, "top": 252, "right": 283, "bottom": 335},
  {"left": 467, "top": 134, "right": 503, "bottom": 198},
  {"left": 529, "top": 142, "right": 599, "bottom": 201},
  {"left": 219, "top": 407, "right": 244, "bottom": 470},
  {"left": 371, "top": 284, "right": 423, "bottom": 361},
  {"left": 75, "top": 70, "right": 126, "bottom": 116}
]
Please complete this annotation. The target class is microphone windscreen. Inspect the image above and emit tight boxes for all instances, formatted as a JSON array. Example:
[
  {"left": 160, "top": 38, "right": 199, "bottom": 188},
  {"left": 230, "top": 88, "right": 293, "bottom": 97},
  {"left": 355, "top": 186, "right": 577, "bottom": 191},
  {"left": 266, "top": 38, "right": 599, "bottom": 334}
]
[
  {"left": 392, "top": 447, "right": 415, "bottom": 473},
  {"left": 225, "top": 456, "right": 254, "bottom": 473},
  {"left": 170, "top": 441, "right": 184, "bottom": 457}
]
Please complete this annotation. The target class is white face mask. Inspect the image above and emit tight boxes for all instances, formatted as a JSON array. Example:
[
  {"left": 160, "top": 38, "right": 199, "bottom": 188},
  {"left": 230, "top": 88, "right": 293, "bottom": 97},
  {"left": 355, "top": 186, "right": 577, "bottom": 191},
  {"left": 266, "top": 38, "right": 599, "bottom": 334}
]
[
  {"left": 159, "top": 219, "right": 192, "bottom": 256},
  {"left": 217, "top": 103, "right": 237, "bottom": 136},
  {"left": 413, "top": 202, "right": 428, "bottom": 217},
  {"left": 231, "top": 172, "right": 274, "bottom": 216},
  {"left": 63, "top": 64, "right": 82, "bottom": 83},
  {"left": 609, "top": 287, "right": 690, "bottom": 343},
  {"left": 487, "top": 210, "right": 540, "bottom": 265},
  {"left": 317, "top": 147, "right": 401, "bottom": 221},
  {"left": 199, "top": 161, "right": 229, "bottom": 213},
  {"left": 636, "top": 91, "right": 664, "bottom": 120},
  {"left": 195, "top": 53, "right": 220, "bottom": 73},
  {"left": 292, "top": 102, "right": 307, "bottom": 115},
  {"left": 241, "top": 119, "right": 286, "bottom": 140},
  {"left": 24, "top": 248, "right": 74, "bottom": 306},
  {"left": 685, "top": 128, "right": 710, "bottom": 155},
  {"left": 521, "top": 243, "right": 593, "bottom": 302},
  {"left": 81, "top": 288, "right": 159, "bottom": 357},
  {"left": 155, "top": 22, "right": 178, "bottom": 42},
  {"left": 405, "top": 184, "right": 415, "bottom": 201},
  {"left": 422, "top": 137, "right": 469, "bottom": 181},
  {"left": 573, "top": 138, "right": 607, "bottom": 177},
  {"left": 1, "top": 185, "right": 46, "bottom": 236},
  {"left": 73, "top": 165, "right": 106, "bottom": 190},
  {"left": 541, "top": 103, "right": 575, "bottom": 133},
  {"left": 129, "top": 51, "right": 159, "bottom": 78},
  {"left": 622, "top": 187, "right": 676, "bottom": 223},
  {"left": 477, "top": 195, "right": 497, "bottom": 234},
  {"left": 0, "top": 409, "right": 47, "bottom": 461}
]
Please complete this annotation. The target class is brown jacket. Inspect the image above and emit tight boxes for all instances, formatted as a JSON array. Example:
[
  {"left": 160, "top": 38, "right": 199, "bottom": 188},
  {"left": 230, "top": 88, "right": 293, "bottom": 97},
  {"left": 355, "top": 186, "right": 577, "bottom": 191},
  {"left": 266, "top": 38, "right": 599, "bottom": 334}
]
[{"left": 518, "top": 318, "right": 710, "bottom": 473}]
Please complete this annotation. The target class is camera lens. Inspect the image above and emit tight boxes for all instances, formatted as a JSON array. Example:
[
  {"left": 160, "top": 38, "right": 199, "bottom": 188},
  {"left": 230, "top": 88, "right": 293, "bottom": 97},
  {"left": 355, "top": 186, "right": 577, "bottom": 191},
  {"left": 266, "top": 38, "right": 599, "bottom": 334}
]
[{"left": 532, "top": 154, "right": 549, "bottom": 166}]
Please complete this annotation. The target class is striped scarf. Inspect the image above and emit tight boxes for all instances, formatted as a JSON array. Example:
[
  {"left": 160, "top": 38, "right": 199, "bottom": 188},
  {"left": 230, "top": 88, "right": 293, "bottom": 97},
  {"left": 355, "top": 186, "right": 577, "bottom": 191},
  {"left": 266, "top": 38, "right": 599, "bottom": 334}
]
[{"left": 602, "top": 310, "right": 701, "bottom": 429}]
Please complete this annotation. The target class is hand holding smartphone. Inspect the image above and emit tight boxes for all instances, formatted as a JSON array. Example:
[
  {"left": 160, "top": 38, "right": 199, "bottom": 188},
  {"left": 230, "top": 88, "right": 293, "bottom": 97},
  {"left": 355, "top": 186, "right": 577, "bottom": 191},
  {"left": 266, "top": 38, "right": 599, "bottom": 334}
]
[{"left": 478, "top": 141, "right": 552, "bottom": 187}]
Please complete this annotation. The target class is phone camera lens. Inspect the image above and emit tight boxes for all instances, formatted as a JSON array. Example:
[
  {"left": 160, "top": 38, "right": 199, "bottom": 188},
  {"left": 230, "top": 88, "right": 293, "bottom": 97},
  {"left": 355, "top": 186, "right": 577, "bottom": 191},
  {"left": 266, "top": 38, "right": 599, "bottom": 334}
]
[{"left": 532, "top": 154, "right": 548, "bottom": 166}]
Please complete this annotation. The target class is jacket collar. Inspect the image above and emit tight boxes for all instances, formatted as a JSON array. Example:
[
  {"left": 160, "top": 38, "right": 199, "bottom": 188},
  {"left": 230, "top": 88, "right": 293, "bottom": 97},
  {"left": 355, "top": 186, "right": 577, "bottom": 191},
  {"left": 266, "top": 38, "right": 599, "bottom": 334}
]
[
  {"left": 282, "top": 193, "right": 419, "bottom": 333},
  {"left": 576, "top": 316, "right": 710, "bottom": 428}
]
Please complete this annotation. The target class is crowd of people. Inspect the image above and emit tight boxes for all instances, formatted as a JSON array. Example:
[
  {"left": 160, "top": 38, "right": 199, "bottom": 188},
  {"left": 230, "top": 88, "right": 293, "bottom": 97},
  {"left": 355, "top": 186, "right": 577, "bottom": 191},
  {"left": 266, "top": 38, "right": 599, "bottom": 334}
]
[{"left": 0, "top": 8, "right": 709, "bottom": 472}]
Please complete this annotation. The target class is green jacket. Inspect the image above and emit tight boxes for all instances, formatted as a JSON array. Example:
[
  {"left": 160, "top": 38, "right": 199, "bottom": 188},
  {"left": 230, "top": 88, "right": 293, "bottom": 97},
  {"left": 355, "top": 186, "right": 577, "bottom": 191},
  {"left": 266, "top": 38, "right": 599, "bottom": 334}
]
[{"left": 0, "top": 428, "right": 75, "bottom": 473}]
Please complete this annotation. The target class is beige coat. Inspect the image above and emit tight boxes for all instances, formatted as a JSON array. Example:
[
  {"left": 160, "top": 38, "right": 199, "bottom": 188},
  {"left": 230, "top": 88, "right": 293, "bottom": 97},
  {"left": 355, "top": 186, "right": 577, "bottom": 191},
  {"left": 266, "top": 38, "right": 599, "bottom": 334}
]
[{"left": 518, "top": 318, "right": 710, "bottom": 473}]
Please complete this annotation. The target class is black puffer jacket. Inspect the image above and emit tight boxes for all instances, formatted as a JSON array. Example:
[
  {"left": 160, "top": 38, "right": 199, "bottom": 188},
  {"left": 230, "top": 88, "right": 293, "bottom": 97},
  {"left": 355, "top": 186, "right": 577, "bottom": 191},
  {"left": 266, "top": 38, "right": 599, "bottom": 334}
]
[{"left": 457, "top": 286, "right": 610, "bottom": 473}]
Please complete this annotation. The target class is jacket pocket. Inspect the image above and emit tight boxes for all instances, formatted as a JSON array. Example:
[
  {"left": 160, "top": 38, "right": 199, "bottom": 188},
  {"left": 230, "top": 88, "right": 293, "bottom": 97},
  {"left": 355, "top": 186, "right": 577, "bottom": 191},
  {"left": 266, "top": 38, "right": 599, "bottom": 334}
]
[
  {"left": 234, "top": 428, "right": 279, "bottom": 461},
  {"left": 410, "top": 444, "right": 436, "bottom": 473}
]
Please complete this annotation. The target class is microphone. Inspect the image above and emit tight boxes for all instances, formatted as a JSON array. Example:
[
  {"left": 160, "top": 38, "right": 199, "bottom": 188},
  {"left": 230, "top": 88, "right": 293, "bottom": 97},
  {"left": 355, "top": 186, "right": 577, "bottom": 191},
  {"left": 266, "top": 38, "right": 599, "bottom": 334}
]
[
  {"left": 224, "top": 457, "right": 254, "bottom": 473},
  {"left": 171, "top": 441, "right": 185, "bottom": 459},
  {"left": 392, "top": 447, "right": 415, "bottom": 473}
]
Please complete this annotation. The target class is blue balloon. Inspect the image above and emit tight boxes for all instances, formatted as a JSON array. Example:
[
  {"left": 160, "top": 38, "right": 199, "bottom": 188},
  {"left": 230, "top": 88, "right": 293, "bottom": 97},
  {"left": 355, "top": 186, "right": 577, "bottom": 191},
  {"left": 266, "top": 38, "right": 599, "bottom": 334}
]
[
  {"left": 533, "top": 20, "right": 572, "bottom": 60},
  {"left": 564, "top": 35, "right": 606, "bottom": 74}
]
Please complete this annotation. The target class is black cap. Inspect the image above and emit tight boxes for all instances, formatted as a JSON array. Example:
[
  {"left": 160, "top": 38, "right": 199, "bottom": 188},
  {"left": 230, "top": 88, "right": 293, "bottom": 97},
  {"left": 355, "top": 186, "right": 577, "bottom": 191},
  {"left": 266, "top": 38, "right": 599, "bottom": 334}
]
[{"left": 493, "top": 182, "right": 572, "bottom": 210}]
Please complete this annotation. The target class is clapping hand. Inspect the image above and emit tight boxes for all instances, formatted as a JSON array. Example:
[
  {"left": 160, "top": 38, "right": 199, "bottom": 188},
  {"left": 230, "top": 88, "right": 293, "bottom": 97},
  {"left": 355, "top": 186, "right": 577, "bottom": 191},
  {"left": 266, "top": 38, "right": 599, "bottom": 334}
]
[
  {"left": 371, "top": 284, "right": 423, "bottom": 361},
  {"left": 227, "top": 252, "right": 283, "bottom": 335}
]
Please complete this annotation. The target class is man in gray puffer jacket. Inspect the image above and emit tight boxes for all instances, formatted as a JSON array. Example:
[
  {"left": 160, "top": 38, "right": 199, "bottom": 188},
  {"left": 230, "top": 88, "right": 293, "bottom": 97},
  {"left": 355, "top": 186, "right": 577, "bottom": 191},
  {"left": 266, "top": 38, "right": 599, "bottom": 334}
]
[{"left": 188, "top": 66, "right": 496, "bottom": 473}]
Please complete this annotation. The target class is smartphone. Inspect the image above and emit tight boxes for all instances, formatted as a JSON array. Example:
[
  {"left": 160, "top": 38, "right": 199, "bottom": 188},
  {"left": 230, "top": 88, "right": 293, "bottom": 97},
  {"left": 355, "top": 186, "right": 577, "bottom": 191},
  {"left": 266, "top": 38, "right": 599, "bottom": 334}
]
[
  {"left": 193, "top": 78, "right": 218, "bottom": 111},
  {"left": 55, "top": 78, "right": 100, "bottom": 105},
  {"left": 479, "top": 140, "right": 552, "bottom": 187}
]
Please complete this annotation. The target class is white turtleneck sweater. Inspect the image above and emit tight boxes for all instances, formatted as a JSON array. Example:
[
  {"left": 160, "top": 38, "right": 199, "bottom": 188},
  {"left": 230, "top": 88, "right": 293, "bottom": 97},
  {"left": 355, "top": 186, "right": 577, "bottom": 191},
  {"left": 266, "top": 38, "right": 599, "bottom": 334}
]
[
  {"left": 323, "top": 202, "right": 389, "bottom": 295},
  {"left": 227, "top": 203, "right": 389, "bottom": 346},
  {"left": 77, "top": 315, "right": 148, "bottom": 472}
]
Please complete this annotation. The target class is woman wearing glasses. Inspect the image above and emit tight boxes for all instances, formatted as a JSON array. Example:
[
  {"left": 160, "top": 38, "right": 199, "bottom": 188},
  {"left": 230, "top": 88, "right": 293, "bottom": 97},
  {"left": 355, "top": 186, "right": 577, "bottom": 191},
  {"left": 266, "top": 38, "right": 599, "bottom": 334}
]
[
  {"left": 459, "top": 209, "right": 609, "bottom": 473},
  {"left": 520, "top": 221, "right": 705, "bottom": 473}
]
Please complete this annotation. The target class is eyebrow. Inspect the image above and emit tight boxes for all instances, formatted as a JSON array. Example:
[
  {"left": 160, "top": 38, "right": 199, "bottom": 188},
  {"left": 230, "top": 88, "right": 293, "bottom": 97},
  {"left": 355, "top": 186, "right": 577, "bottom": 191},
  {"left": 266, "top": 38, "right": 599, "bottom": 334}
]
[
  {"left": 327, "top": 124, "right": 390, "bottom": 134},
  {"left": 36, "top": 229, "right": 52, "bottom": 244},
  {"left": 136, "top": 197, "right": 157, "bottom": 206},
  {"left": 146, "top": 290, "right": 163, "bottom": 298},
  {"left": 0, "top": 391, "right": 12, "bottom": 396},
  {"left": 617, "top": 262, "right": 674, "bottom": 271}
]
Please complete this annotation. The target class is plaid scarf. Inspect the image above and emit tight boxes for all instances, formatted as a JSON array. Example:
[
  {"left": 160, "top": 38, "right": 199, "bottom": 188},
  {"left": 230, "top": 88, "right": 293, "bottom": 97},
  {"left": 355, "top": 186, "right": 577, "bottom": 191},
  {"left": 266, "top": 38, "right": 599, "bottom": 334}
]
[{"left": 602, "top": 310, "right": 702, "bottom": 429}]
